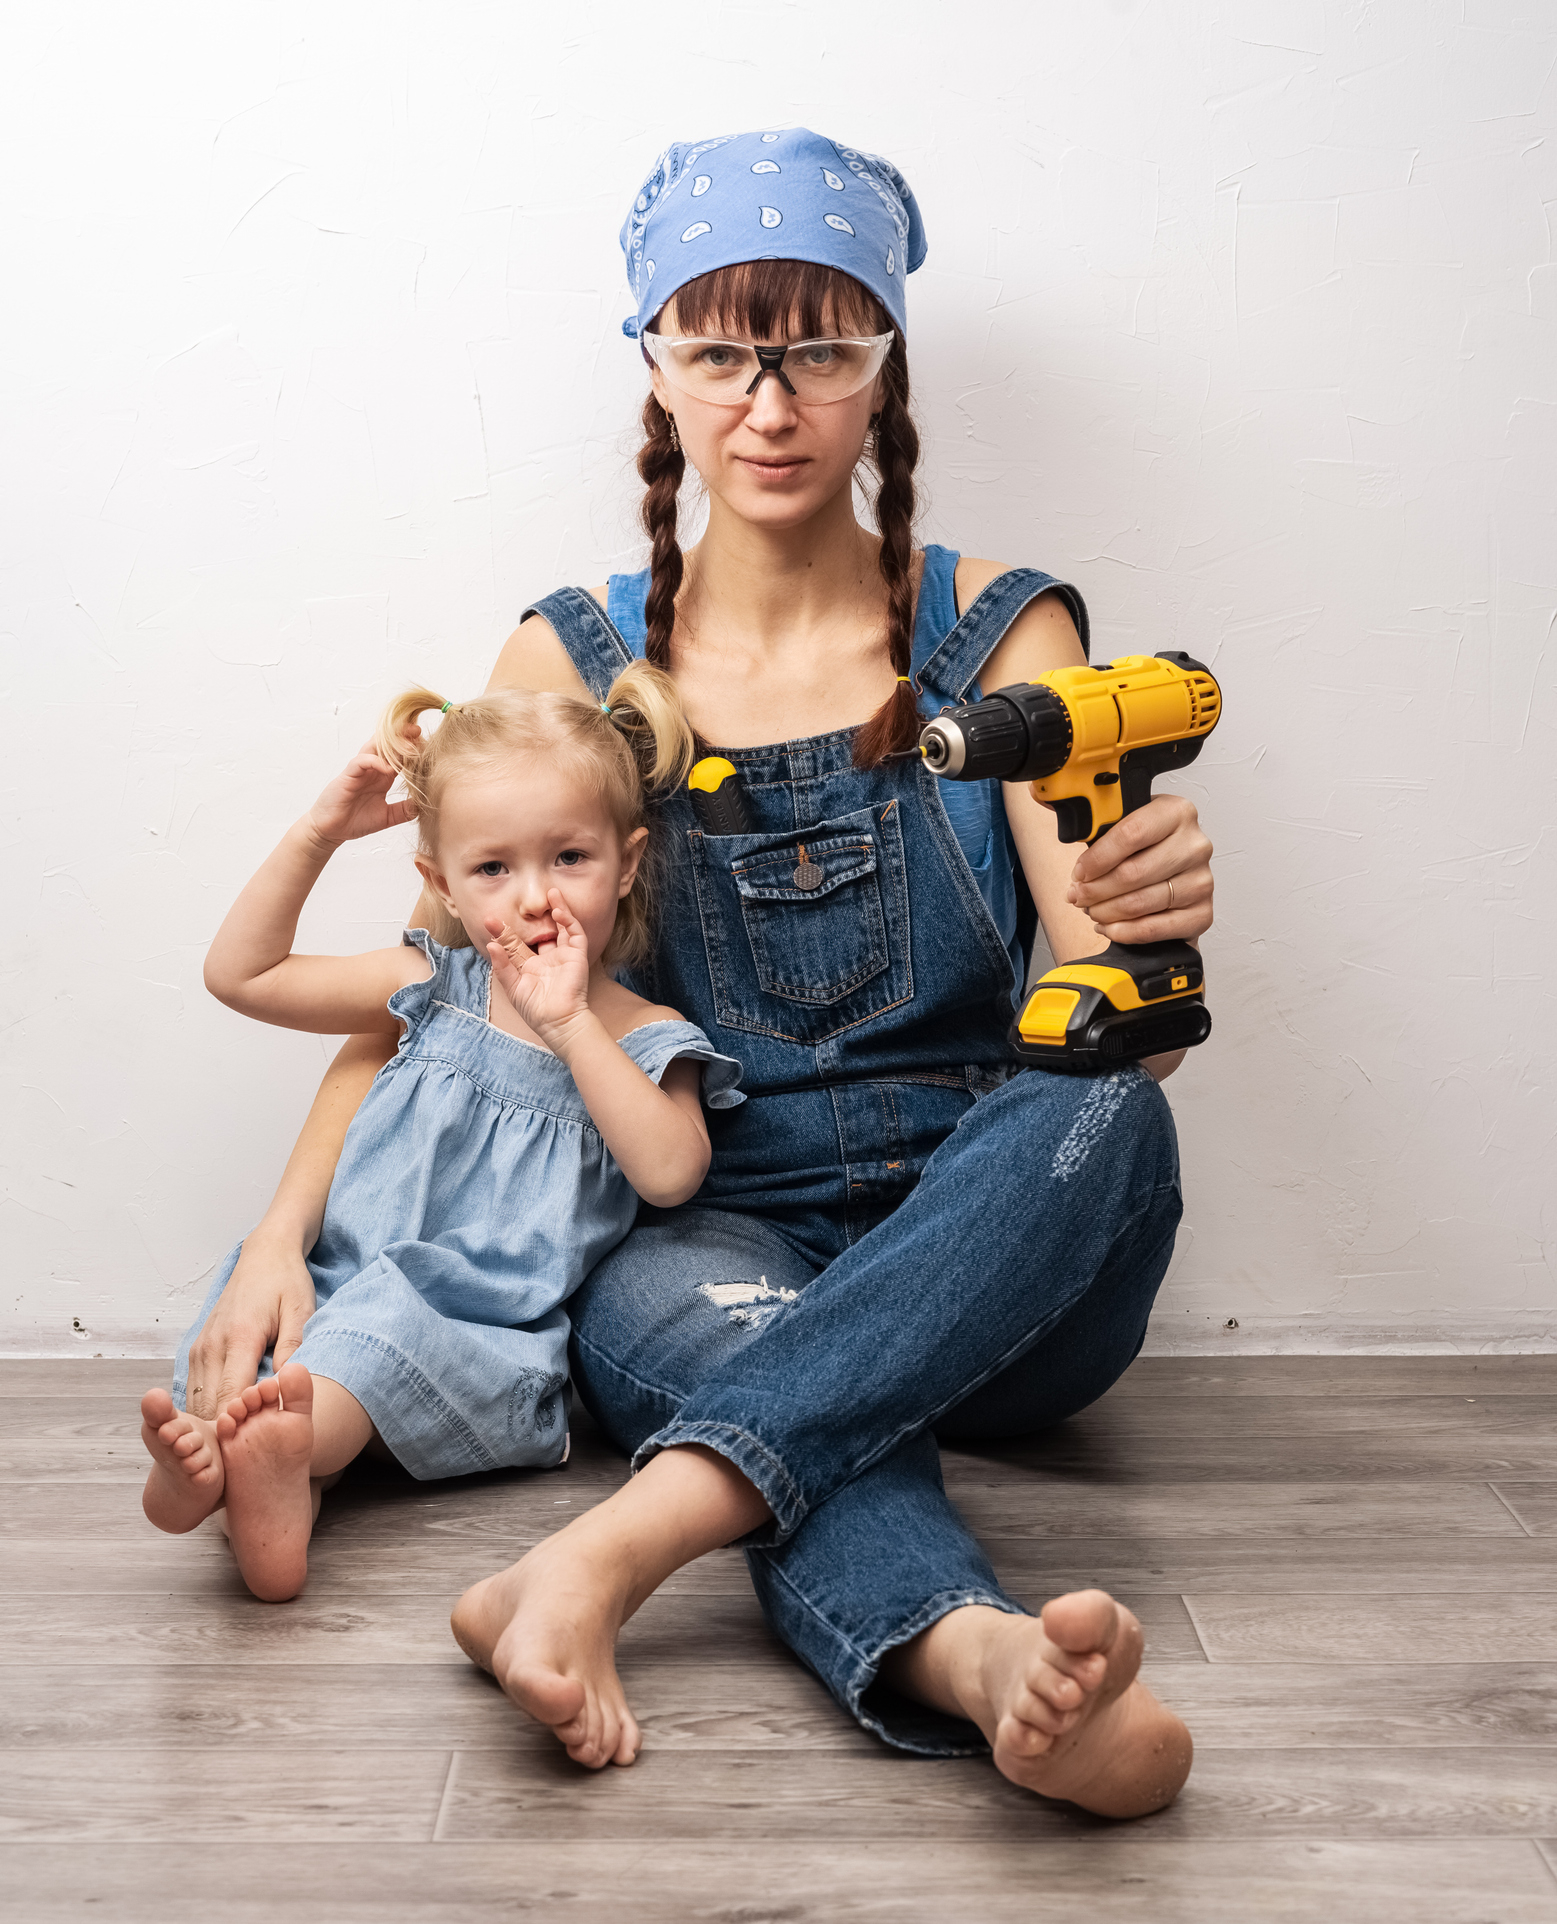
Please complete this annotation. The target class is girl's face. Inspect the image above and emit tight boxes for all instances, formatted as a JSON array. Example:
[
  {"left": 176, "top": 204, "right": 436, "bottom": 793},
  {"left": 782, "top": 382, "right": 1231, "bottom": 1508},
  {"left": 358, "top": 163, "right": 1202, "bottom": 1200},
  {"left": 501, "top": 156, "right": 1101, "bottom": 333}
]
[
  {"left": 415, "top": 754, "right": 647, "bottom": 964},
  {"left": 648, "top": 297, "right": 881, "bottom": 534}
]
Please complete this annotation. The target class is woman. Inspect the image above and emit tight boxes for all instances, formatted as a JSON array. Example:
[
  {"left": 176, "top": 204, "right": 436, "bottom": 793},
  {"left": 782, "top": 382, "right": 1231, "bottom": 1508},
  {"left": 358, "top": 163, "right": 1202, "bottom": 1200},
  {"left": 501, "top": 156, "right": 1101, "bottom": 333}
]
[{"left": 189, "top": 129, "right": 1212, "bottom": 1817}]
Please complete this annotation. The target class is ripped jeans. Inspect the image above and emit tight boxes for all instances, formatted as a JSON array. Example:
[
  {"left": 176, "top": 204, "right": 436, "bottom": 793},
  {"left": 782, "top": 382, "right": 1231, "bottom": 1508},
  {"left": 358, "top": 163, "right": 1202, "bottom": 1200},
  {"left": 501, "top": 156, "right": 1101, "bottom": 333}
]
[{"left": 570, "top": 1063, "right": 1182, "bottom": 1757}]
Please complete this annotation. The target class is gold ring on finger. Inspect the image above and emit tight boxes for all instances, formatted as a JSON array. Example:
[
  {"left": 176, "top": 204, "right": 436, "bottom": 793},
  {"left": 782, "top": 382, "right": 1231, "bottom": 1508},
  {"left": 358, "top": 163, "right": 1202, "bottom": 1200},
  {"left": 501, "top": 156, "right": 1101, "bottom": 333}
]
[{"left": 1166, "top": 878, "right": 1175, "bottom": 911}]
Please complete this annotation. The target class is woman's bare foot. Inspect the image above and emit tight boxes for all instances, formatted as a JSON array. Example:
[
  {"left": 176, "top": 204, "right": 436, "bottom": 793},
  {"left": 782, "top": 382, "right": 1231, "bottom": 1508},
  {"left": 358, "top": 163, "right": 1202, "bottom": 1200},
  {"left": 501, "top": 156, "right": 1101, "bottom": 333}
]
[
  {"left": 217, "top": 1361, "right": 316, "bottom": 1602},
  {"left": 452, "top": 1447, "right": 767, "bottom": 1771},
  {"left": 451, "top": 1520, "right": 642, "bottom": 1769},
  {"left": 895, "top": 1590, "right": 1192, "bottom": 1818},
  {"left": 140, "top": 1388, "right": 224, "bottom": 1533}
]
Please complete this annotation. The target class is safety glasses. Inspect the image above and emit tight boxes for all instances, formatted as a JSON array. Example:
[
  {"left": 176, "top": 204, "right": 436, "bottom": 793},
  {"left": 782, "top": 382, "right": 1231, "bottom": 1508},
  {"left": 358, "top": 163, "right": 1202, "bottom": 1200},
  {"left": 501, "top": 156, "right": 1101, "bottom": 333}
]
[{"left": 641, "top": 332, "right": 894, "bottom": 406}]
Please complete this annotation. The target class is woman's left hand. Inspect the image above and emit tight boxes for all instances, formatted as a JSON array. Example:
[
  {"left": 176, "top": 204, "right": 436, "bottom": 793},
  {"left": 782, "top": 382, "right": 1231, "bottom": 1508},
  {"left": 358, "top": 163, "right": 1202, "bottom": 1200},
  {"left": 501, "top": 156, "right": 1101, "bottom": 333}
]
[{"left": 1067, "top": 795, "right": 1214, "bottom": 945}]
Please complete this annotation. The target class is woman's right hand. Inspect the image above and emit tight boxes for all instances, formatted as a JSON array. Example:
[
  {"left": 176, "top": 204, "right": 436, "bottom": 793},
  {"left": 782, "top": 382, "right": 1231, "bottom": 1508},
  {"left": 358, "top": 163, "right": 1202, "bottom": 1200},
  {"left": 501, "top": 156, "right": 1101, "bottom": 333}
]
[{"left": 184, "top": 1229, "right": 317, "bottom": 1421}]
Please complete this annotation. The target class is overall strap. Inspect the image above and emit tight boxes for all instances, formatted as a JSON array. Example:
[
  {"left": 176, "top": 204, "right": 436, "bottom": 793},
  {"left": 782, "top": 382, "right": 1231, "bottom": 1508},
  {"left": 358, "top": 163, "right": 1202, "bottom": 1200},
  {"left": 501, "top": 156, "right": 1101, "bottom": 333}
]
[
  {"left": 916, "top": 568, "right": 1091, "bottom": 706},
  {"left": 521, "top": 587, "right": 634, "bottom": 702}
]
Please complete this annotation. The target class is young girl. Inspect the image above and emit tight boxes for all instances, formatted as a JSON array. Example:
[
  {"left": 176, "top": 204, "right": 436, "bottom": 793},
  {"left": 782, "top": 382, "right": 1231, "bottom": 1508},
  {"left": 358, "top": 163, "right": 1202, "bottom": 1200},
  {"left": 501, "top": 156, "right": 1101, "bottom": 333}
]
[{"left": 138, "top": 663, "right": 742, "bottom": 1603}]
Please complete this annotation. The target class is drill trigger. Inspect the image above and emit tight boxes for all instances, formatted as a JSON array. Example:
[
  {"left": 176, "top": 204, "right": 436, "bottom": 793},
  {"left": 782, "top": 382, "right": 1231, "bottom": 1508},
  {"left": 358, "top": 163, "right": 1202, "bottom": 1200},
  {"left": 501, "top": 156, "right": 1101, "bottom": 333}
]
[{"left": 1049, "top": 796, "right": 1095, "bottom": 845}]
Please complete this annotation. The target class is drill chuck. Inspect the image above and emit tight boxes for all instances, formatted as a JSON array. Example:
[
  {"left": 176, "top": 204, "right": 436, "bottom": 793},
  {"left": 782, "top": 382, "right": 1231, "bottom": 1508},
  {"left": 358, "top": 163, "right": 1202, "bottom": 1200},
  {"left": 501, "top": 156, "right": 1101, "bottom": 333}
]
[{"left": 919, "top": 683, "right": 1073, "bottom": 783}]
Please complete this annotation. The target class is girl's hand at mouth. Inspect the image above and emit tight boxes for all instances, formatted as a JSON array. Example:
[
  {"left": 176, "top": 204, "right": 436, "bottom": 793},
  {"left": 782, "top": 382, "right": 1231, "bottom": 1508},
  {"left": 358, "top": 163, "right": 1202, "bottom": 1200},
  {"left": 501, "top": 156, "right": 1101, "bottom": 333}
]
[{"left": 485, "top": 890, "right": 595, "bottom": 1050}]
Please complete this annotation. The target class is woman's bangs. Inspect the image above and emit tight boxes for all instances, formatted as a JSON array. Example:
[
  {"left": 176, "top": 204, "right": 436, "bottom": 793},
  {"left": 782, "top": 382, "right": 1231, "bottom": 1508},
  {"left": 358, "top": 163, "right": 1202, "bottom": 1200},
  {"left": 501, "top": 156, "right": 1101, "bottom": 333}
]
[{"left": 667, "top": 259, "right": 884, "bottom": 341}]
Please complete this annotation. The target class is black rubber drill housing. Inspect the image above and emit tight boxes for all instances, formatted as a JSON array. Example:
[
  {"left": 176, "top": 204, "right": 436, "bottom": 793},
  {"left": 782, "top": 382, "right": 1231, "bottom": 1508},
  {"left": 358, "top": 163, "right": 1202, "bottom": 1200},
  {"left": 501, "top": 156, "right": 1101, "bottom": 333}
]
[{"left": 919, "top": 683, "right": 1072, "bottom": 783}]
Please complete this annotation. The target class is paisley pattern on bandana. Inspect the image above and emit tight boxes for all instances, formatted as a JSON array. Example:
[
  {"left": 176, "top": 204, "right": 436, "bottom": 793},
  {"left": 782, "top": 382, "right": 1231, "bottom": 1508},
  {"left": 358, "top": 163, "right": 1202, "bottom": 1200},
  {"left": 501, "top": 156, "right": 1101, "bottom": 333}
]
[{"left": 618, "top": 127, "right": 927, "bottom": 343}]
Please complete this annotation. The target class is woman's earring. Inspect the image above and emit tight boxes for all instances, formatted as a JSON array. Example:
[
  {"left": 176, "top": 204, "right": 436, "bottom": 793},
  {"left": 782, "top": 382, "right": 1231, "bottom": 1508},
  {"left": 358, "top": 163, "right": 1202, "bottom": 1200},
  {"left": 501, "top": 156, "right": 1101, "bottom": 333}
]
[{"left": 667, "top": 414, "right": 681, "bottom": 453}]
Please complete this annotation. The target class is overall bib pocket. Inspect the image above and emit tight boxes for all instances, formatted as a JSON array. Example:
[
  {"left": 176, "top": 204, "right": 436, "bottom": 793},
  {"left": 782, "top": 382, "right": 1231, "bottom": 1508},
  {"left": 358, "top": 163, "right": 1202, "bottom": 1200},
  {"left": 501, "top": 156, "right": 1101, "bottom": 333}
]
[{"left": 690, "top": 802, "right": 912, "bottom": 1043}]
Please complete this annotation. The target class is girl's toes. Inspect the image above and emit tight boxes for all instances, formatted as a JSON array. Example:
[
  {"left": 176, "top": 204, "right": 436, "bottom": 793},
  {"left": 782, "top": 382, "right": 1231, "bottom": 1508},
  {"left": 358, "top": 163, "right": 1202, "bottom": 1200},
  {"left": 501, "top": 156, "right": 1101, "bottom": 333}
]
[{"left": 216, "top": 1411, "right": 238, "bottom": 1443}]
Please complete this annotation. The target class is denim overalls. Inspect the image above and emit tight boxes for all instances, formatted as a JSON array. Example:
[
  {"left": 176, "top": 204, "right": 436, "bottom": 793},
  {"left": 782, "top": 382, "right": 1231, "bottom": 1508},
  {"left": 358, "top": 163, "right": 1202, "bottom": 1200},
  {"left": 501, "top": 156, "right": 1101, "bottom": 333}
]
[{"left": 531, "top": 546, "right": 1184, "bottom": 1757}]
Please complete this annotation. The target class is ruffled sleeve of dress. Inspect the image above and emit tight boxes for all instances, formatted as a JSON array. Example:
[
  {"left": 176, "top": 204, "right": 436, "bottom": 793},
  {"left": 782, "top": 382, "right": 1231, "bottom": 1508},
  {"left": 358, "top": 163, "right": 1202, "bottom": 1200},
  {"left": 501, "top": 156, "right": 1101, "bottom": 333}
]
[
  {"left": 385, "top": 926, "right": 447, "bottom": 1048},
  {"left": 618, "top": 1019, "right": 746, "bottom": 1109}
]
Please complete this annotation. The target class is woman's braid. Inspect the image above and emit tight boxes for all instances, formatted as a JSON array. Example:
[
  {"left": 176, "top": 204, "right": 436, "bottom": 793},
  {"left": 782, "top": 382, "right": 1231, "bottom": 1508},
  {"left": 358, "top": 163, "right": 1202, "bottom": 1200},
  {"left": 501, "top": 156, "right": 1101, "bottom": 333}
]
[
  {"left": 638, "top": 391, "right": 685, "bottom": 671},
  {"left": 852, "top": 334, "right": 921, "bottom": 768}
]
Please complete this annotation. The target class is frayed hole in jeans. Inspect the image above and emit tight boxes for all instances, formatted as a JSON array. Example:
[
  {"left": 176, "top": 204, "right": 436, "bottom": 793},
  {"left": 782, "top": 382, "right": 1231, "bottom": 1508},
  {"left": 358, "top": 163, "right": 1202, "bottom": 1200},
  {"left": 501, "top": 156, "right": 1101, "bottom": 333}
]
[{"left": 698, "top": 1275, "right": 799, "bottom": 1331}]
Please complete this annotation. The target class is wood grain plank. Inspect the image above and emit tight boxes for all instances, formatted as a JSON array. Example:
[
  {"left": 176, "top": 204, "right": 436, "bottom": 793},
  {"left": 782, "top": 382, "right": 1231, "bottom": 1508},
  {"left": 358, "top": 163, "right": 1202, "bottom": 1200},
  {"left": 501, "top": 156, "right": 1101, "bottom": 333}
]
[
  {"left": 0, "top": 1466, "right": 623, "bottom": 1538},
  {"left": 1496, "top": 1486, "right": 1557, "bottom": 1535},
  {"left": 9, "top": 1351, "right": 1552, "bottom": 1399},
  {"left": 0, "top": 1746, "right": 450, "bottom": 1841},
  {"left": 7, "top": 1657, "right": 1552, "bottom": 1755},
  {"left": 1047, "top": 1394, "right": 1557, "bottom": 1438},
  {"left": 983, "top": 1535, "right": 1557, "bottom": 1594},
  {"left": 0, "top": 1583, "right": 1205, "bottom": 1667},
  {"left": 6, "top": 1531, "right": 1549, "bottom": 1603},
  {"left": 941, "top": 1430, "right": 1557, "bottom": 1482},
  {"left": 943, "top": 1477, "right": 1523, "bottom": 1537},
  {"left": 0, "top": 1660, "right": 871, "bottom": 1753},
  {"left": 0, "top": 1400, "right": 145, "bottom": 1439},
  {"left": 1145, "top": 1660, "right": 1557, "bottom": 1747},
  {"left": 1115, "top": 1356, "right": 1557, "bottom": 1397},
  {"left": 439, "top": 1742, "right": 1557, "bottom": 1841},
  {"left": 18, "top": 1389, "right": 1557, "bottom": 1455},
  {"left": 1187, "top": 1595, "right": 1557, "bottom": 1664},
  {"left": 6, "top": 1839, "right": 1555, "bottom": 1924},
  {"left": 0, "top": 1588, "right": 777, "bottom": 1668},
  {"left": 0, "top": 1361, "right": 173, "bottom": 1395},
  {"left": 0, "top": 1471, "right": 1528, "bottom": 1544}
]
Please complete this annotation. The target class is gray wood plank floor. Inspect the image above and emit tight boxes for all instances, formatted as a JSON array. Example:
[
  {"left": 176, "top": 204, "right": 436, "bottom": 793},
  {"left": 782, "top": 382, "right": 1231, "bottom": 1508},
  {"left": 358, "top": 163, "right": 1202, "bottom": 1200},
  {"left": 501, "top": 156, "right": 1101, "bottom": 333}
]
[{"left": 3, "top": 1355, "right": 1556, "bottom": 1922}]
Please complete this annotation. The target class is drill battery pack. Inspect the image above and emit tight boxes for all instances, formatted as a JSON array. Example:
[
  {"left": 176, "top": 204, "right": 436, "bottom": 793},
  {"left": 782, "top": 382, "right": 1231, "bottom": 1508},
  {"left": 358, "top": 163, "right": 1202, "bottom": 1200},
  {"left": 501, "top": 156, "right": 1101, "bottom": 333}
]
[{"left": 1013, "top": 939, "right": 1212, "bottom": 1074}]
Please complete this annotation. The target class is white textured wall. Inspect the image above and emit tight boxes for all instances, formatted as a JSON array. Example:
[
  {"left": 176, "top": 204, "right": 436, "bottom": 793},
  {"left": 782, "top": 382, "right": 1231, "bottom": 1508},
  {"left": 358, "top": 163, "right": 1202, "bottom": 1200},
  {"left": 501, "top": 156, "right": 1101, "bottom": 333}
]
[{"left": 3, "top": 1, "right": 1554, "bottom": 1354}]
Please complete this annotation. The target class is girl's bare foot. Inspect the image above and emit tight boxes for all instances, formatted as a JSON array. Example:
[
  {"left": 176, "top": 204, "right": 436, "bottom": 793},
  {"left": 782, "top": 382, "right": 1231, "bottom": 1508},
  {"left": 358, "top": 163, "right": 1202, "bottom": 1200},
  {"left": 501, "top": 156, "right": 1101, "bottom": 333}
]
[
  {"left": 451, "top": 1520, "right": 642, "bottom": 1769},
  {"left": 899, "top": 1590, "right": 1192, "bottom": 1818},
  {"left": 140, "top": 1389, "right": 224, "bottom": 1533},
  {"left": 217, "top": 1361, "right": 316, "bottom": 1602}
]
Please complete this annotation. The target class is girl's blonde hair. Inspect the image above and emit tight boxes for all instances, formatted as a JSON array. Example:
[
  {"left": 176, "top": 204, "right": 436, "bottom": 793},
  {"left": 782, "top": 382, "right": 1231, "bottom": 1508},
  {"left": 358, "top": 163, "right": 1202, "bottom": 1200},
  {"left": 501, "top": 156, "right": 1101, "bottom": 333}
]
[{"left": 374, "top": 660, "right": 695, "bottom": 970}]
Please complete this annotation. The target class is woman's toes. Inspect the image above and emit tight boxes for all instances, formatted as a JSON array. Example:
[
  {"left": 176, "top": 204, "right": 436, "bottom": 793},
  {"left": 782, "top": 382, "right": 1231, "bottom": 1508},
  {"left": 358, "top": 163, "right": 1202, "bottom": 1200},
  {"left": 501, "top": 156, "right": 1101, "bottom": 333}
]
[
  {"left": 997, "top": 1711, "right": 1057, "bottom": 1759},
  {"left": 1040, "top": 1589, "right": 1120, "bottom": 1662},
  {"left": 1031, "top": 1664, "right": 1084, "bottom": 1712},
  {"left": 1013, "top": 1690, "right": 1079, "bottom": 1738}
]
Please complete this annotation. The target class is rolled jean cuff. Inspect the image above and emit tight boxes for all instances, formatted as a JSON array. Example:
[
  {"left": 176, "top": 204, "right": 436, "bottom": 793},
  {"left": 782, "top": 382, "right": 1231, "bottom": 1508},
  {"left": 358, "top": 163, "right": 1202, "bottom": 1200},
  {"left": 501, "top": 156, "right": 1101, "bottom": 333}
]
[
  {"left": 825, "top": 1583, "right": 1031, "bottom": 1758},
  {"left": 632, "top": 1418, "right": 806, "bottom": 1542}
]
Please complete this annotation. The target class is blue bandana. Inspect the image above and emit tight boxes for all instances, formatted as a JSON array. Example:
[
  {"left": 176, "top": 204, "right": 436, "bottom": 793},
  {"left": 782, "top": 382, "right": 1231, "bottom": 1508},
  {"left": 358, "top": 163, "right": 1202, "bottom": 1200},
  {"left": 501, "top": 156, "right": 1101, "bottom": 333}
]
[{"left": 620, "top": 127, "right": 928, "bottom": 343}]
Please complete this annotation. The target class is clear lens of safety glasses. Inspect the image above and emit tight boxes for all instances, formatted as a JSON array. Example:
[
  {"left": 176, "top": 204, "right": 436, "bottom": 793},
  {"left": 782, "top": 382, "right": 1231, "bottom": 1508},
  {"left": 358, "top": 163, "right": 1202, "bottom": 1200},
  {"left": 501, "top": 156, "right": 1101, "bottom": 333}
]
[{"left": 643, "top": 333, "right": 894, "bottom": 406}]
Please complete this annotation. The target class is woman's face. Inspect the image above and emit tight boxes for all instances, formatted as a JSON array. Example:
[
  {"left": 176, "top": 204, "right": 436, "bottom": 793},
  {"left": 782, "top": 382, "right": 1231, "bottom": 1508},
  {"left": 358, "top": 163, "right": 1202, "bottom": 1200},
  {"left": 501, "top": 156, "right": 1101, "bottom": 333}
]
[
  {"left": 648, "top": 296, "right": 882, "bottom": 534},
  {"left": 416, "top": 754, "right": 646, "bottom": 963}
]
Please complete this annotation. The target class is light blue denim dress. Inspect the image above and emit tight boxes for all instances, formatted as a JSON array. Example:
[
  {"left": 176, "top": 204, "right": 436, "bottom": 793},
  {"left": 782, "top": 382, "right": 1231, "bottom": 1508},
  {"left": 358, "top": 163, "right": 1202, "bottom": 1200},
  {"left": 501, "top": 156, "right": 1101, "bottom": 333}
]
[{"left": 174, "top": 927, "right": 743, "bottom": 1478}]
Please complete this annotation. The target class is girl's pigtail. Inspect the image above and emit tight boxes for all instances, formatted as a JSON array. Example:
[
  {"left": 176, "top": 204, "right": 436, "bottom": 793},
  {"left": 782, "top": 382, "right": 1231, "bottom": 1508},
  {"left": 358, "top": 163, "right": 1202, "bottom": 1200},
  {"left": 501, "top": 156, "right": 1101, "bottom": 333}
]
[
  {"left": 374, "top": 686, "right": 451, "bottom": 809},
  {"left": 603, "top": 659, "right": 696, "bottom": 795}
]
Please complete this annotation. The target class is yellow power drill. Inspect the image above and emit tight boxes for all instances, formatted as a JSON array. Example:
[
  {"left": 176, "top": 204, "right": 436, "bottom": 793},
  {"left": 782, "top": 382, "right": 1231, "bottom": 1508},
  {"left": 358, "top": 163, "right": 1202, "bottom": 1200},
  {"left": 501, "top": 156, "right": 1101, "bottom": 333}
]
[{"left": 918, "top": 650, "right": 1222, "bottom": 1074}]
